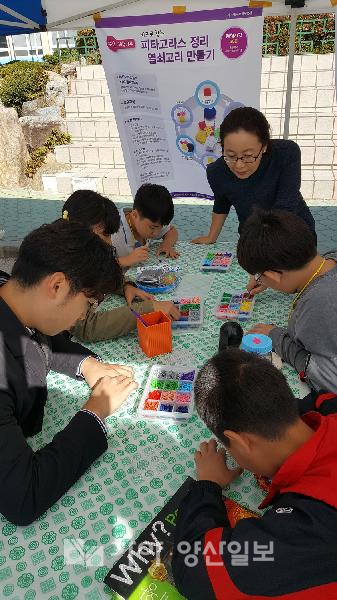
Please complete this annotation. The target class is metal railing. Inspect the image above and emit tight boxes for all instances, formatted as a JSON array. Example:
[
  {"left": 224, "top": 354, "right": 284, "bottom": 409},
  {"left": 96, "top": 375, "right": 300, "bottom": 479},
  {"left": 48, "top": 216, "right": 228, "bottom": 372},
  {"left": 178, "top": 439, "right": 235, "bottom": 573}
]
[
  {"left": 56, "top": 34, "right": 101, "bottom": 63},
  {"left": 263, "top": 14, "right": 335, "bottom": 55},
  {"left": 76, "top": 34, "right": 100, "bottom": 58}
]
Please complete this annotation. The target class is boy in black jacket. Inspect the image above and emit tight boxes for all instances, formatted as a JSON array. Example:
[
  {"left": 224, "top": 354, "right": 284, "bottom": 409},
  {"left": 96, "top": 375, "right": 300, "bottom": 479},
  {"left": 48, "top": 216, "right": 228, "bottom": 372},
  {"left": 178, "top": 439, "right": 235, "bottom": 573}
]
[
  {"left": 0, "top": 221, "right": 137, "bottom": 526},
  {"left": 172, "top": 349, "right": 337, "bottom": 599}
]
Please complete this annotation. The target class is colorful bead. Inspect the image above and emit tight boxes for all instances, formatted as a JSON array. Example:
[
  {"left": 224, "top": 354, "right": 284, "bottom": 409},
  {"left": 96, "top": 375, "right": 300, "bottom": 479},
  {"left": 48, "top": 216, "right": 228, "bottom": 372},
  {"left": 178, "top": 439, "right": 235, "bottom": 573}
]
[
  {"left": 181, "top": 371, "right": 195, "bottom": 381},
  {"left": 161, "top": 391, "right": 176, "bottom": 402},
  {"left": 175, "top": 405, "right": 189, "bottom": 413},
  {"left": 148, "top": 390, "right": 161, "bottom": 400},
  {"left": 159, "top": 403, "right": 173, "bottom": 412},
  {"left": 144, "top": 400, "right": 159, "bottom": 411},
  {"left": 240, "top": 301, "right": 252, "bottom": 312},
  {"left": 163, "top": 380, "right": 179, "bottom": 390},
  {"left": 175, "top": 393, "right": 191, "bottom": 403},
  {"left": 178, "top": 382, "right": 192, "bottom": 392}
]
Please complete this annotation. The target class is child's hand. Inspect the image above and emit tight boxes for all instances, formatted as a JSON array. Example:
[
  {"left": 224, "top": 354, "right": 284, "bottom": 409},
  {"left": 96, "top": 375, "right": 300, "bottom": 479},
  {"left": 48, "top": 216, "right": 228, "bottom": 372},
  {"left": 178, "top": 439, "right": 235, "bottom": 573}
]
[
  {"left": 248, "top": 323, "right": 275, "bottom": 336},
  {"left": 83, "top": 374, "right": 138, "bottom": 420},
  {"left": 80, "top": 358, "right": 134, "bottom": 390},
  {"left": 195, "top": 439, "right": 242, "bottom": 488},
  {"left": 124, "top": 284, "right": 154, "bottom": 306},
  {"left": 152, "top": 300, "right": 180, "bottom": 320},
  {"left": 247, "top": 274, "right": 267, "bottom": 297},
  {"left": 156, "top": 243, "right": 180, "bottom": 259},
  {"left": 125, "top": 246, "right": 149, "bottom": 266}
]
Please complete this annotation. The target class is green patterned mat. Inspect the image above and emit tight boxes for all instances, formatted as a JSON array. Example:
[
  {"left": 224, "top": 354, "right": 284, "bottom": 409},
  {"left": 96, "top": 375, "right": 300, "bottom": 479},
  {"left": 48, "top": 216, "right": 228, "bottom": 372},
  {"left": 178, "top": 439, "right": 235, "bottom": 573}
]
[{"left": 0, "top": 242, "right": 310, "bottom": 600}]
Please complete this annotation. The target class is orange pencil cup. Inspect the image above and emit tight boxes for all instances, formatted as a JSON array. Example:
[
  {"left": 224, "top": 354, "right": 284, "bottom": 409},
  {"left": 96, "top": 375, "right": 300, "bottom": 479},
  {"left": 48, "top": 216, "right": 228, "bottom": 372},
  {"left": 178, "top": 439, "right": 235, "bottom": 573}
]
[{"left": 137, "top": 311, "right": 172, "bottom": 358}]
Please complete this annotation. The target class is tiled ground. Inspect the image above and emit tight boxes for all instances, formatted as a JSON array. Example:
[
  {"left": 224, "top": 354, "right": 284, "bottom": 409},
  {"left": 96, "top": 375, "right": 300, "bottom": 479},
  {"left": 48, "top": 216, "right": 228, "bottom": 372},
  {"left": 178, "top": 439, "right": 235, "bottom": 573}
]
[{"left": 0, "top": 196, "right": 336, "bottom": 259}]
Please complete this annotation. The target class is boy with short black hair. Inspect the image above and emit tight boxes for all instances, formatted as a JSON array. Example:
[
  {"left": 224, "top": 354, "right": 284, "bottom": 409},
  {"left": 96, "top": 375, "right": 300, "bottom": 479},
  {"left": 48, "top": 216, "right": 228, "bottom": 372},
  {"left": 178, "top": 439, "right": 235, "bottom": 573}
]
[
  {"left": 0, "top": 220, "right": 137, "bottom": 525},
  {"left": 62, "top": 190, "right": 179, "bottom": 342},
  {"left": 236, "top": 209, "right": 337, "bottom": 392},
  {"left": 172, "top": 348, "right": 337, "bottom": 599},
  {"left": 111, "top": 183, "right": 179, "bottom": 267}
]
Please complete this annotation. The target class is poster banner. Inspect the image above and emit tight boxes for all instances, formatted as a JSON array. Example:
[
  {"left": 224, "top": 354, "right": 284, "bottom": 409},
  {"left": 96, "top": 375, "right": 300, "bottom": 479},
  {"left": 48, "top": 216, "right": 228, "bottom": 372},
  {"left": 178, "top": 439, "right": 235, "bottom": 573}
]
[
  {"left": 96, "top": 7, "right": 263, "bottom": 199},
  {"left": 335, "top": 7, "right": 337, "bottom": 100}
]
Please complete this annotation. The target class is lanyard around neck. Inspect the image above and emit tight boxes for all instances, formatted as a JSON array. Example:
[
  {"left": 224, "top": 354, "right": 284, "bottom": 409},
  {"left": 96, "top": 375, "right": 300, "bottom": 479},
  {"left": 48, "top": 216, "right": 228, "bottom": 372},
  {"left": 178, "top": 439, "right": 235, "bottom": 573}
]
[{"left": 288, "top": 258, "right": 325, "bottom": 320}]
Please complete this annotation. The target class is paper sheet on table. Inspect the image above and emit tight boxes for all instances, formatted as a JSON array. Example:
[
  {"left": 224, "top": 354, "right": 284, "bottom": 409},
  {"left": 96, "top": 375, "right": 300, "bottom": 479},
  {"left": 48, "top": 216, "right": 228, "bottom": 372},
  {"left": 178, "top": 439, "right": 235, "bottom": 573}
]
[{"left": 175, "top": 272, "right": 215, "bottom": 298}]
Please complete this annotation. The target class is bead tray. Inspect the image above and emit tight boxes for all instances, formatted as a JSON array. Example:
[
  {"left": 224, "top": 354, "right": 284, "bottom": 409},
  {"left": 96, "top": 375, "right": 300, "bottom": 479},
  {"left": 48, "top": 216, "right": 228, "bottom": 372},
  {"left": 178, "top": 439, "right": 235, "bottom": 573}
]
[
  {"left": 201, "top": 251, "right": 233, "bottom": 272},
  {"left": 214, "top": 291, "right": 255, "bottom": 321},
  {"left": 138, "top": 364, "right": 197, "bottom": 420},
  {"left": 172, "top": 295, "right": 204, "bottom": 328}
]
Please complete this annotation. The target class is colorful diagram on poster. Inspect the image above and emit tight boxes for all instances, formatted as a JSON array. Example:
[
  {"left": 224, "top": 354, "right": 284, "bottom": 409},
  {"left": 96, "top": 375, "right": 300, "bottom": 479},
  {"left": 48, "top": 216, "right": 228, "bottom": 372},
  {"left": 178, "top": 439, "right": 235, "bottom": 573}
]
[{"left": 171, "top": 80, "right": 244, "bottom": 170}]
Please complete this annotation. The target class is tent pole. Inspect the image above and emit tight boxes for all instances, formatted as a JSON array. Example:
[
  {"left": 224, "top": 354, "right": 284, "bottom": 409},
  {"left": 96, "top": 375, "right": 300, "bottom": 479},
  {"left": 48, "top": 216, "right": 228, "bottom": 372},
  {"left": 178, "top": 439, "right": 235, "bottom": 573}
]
[
  {"left": 0, "top": 2, "right": 39, "bottom": 28},
  {"left": 283, "top": 8, "right": 298, "bottom": 139}
]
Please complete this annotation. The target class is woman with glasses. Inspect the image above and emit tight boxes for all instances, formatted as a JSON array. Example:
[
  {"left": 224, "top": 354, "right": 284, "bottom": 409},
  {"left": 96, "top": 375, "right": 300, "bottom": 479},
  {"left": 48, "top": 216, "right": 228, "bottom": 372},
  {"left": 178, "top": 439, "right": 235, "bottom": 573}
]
[{"left": 192, "top": 106, "right": 316, "bottom": 249}]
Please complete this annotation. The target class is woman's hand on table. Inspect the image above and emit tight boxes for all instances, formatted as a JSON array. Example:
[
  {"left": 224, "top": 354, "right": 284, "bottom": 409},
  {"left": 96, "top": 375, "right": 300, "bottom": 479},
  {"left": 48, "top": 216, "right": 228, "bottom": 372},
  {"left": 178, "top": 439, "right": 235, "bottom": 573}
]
[
  {"left": 192, "top": 214, "right": 227, "bottom": 245},
  {"left": 83, "top": 374, "right": 138, "bottom": 419},
  {"left": 248, "top": 323, "right": 275, "bottom": 336},
  {"left": 191, "top": 235, "right": 214, "bottom": 245},
  {"left": 247, "top": 275, "right": 267, "bottom": 297},
  {"left": 195, "top": 439, "right": 243, "bottom": 488},
  {"left": 124, "top": 283, "right": 154, "bottom": 306},
  {"left": 152, "top": 299, "right": 180, "bottom": 320}
]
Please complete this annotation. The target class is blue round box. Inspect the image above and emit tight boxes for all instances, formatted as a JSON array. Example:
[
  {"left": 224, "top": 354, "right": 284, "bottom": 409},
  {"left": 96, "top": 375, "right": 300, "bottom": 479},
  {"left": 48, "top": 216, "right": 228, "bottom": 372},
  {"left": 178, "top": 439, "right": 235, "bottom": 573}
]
[{"left": 241, "top": 333, "right": 272, "bottom": 355}]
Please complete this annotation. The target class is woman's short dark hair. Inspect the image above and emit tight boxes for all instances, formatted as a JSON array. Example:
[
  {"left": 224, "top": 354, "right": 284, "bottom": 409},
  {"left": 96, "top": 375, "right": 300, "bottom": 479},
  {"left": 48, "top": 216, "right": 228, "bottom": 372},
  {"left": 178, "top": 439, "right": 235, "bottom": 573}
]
[
  {"left": 195, "top": 348, "right": 298, "bottom": 446},
  {"left": 237, "top": 209, "right": 317, "bottom": 275},
  {"left": 12, "top": 220, "right": 123, "bottom": 300},
  {"left": 62, "top": 190, "right": 120, "bottom": 236},
  {"left": 219, "top": 107, "right": 271, "bottom": 152}
]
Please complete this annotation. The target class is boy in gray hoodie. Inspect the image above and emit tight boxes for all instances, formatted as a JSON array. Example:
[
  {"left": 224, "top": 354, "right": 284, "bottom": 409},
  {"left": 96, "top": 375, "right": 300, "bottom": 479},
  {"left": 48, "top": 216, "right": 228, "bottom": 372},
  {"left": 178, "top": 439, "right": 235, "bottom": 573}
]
[{"left": 237, "top": 209, "right": 337, "bottom": 392}]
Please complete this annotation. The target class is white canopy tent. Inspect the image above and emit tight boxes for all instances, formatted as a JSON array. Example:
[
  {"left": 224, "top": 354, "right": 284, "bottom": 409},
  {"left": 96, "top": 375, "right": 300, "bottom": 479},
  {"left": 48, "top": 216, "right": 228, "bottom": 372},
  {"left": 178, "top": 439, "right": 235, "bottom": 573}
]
[
  {"left": 42, "top": 0, "right": 334, "bottom": 29},
  {"left": 42, "top": 0, "right": 335, "bottom": 139}
]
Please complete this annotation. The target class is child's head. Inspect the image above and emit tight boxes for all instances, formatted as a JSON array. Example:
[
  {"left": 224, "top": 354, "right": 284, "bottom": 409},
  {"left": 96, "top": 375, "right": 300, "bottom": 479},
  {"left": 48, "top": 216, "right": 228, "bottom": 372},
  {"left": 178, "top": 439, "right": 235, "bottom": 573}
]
[
  {"left": 131, "top": 184, "right": 174, "bottom": 240},
  {"left": 195, "top": 348, "right": 299, "bottom": 476},
  {"left": 62, "top": 190, "right": 120, "bottom": 245},
  {"left": 11, "top": 220, "right": 123, "bottom": 336},
  {"left": 237, "top": 209, "right": 317, "bottom": 293}
]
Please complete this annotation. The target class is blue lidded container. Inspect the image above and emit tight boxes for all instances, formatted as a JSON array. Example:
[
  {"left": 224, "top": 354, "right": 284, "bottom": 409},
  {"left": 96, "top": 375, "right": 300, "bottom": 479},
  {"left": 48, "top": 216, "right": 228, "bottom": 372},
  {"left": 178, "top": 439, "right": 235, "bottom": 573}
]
[{"left": 241, "top": 334, "right": 272, "bottom": 361}]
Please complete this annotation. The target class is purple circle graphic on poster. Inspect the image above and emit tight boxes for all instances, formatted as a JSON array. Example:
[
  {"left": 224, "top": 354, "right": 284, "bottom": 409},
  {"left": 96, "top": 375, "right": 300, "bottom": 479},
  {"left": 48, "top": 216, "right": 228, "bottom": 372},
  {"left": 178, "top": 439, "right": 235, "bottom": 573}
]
[{"left": 221, "top": 27, "right": 247, "bottom": 59}]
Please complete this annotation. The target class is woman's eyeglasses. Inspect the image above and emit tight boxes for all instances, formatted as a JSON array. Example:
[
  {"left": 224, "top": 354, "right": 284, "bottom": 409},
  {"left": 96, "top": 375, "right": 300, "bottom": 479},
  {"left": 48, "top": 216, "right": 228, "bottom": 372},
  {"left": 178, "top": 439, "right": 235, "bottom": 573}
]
[{"left": 223, "top": 145, "right": 263, "bottom": 165}]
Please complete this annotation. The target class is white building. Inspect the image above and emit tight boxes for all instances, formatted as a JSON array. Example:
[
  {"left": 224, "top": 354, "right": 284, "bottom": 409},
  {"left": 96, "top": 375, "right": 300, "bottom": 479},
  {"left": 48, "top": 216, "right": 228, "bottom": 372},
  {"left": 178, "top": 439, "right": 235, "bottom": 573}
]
[{"left": 0, "top": 31, "right": 76, "bottom": 64}]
